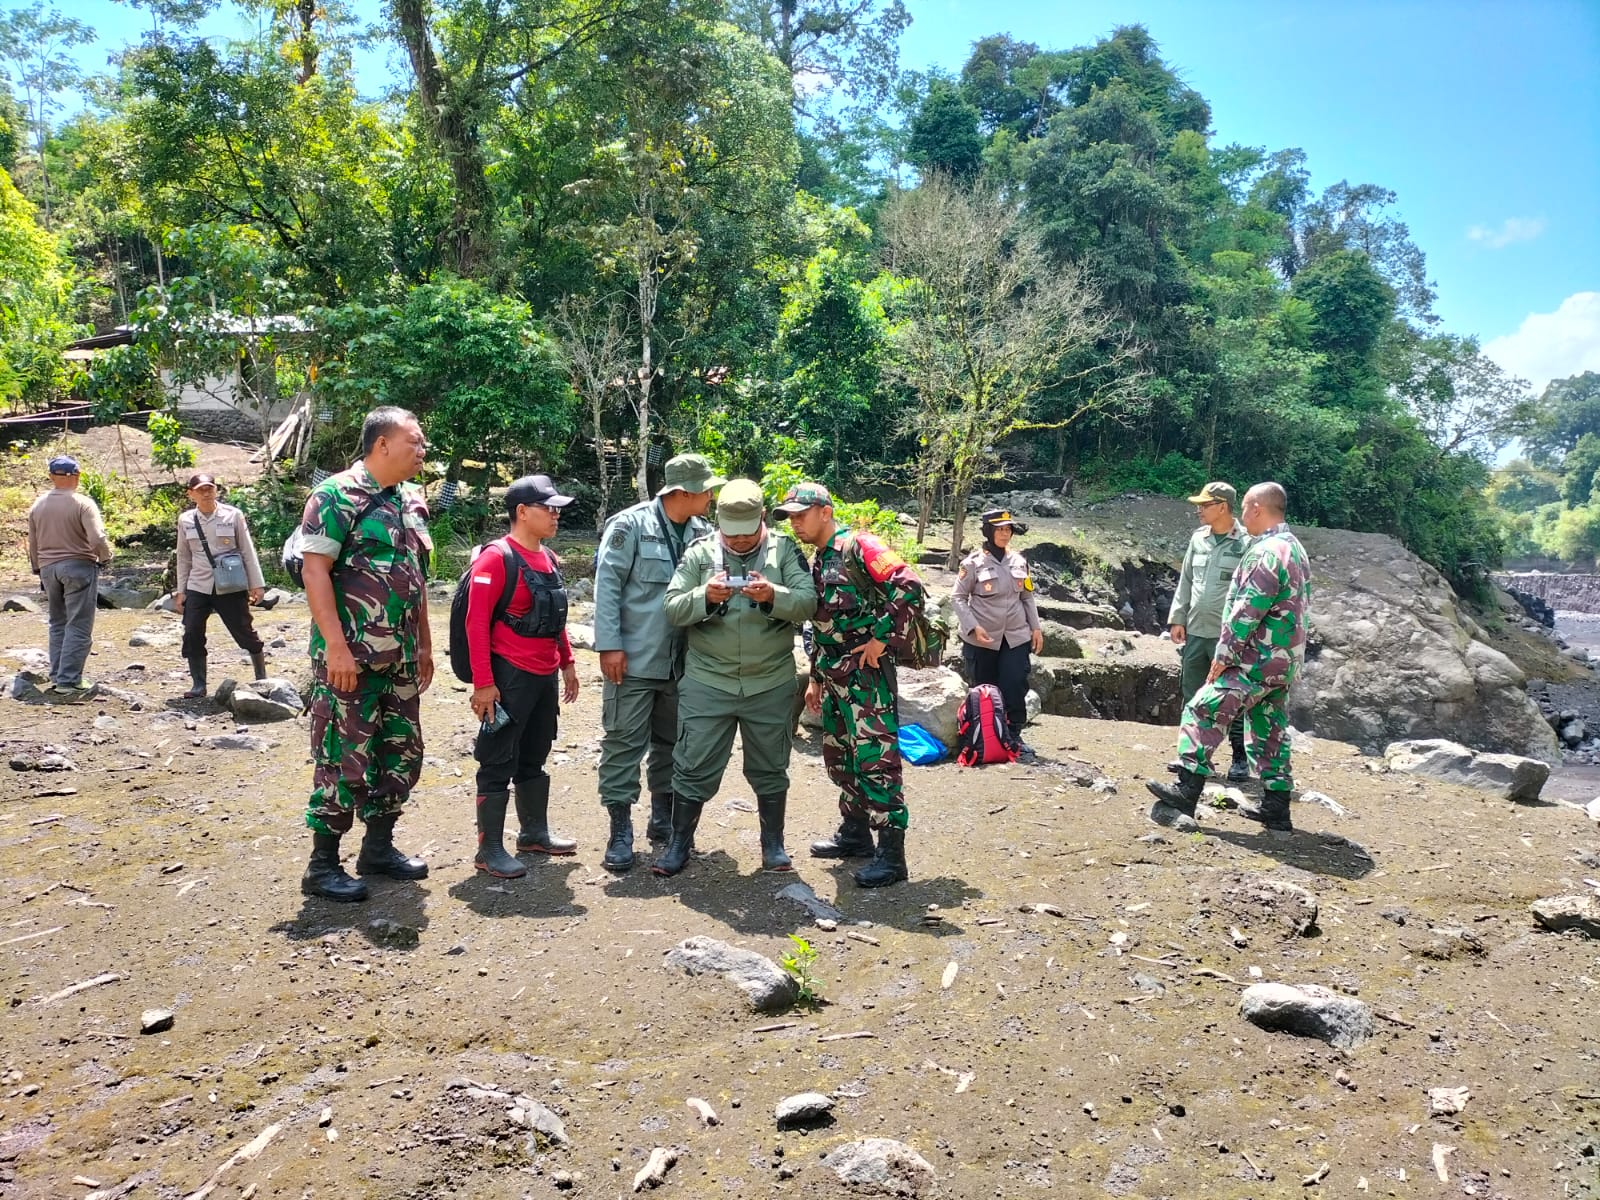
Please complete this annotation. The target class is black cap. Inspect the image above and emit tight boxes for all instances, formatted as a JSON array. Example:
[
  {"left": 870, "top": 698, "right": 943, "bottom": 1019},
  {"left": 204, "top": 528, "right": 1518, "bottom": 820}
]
[
  {"left": 505, "top": 474, "right": 575, "bottom": 518},
  {"left": 980, "top": 508, "right": 1028, "bottom": 535}
]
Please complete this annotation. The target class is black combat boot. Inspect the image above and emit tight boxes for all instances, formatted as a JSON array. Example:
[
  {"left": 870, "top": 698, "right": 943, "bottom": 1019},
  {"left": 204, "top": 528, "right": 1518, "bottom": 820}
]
[
  {"left": 301, "top": 832, "right": 368, "bottom": 902},
  {"left": 645, "top": 791, "right": 673, "bottom": 844},
  {"left": 474, "top": 792, "right": 526, "bottom": 878},
  {"left": 1238, "top": 789, "right": 1294, "bottom": 832},
  {"left": 651, "top": 799, "right": 703, "bottom": 877},
  {"left": 1226, "top": 728, "right": 1251, "bottom": 782},
  {"left": 757, "top": 792, "right": 792, "bottom": 872},
  {"left": 601, "top": 804, "right": 635, "bottom": 872},
  {"left": 853, "top": 825, "right": 908, "bottom": 888},
  {"left": 182, "top": 656, "right": 207, "bottom": 700},
  {"left": 514, "top": 776, "right": 576, "bottom": 856},
  {"left": 1146, "top": 768, "right": 1204, "bottom": 830},
  {"left": 250, "top": 651, "right": 269, "bottom": 681},
  {"left": 809, "top": 815, "right": 875, "bottom": 858},
  {"left": 355, "top": 813, "right": 429, "bottom": 879}
]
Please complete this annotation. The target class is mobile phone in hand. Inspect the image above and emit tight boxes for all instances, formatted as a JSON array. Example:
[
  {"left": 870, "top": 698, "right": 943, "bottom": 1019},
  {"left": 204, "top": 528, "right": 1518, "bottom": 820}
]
[{"left": 480, "top": 701, "right": 512, "bottom": 734}]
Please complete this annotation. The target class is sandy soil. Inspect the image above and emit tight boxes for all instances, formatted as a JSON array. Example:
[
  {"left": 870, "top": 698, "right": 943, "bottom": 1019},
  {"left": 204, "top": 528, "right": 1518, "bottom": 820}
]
[{"left": 2, "top": 600, "right": 1599, "bottom": 1200}]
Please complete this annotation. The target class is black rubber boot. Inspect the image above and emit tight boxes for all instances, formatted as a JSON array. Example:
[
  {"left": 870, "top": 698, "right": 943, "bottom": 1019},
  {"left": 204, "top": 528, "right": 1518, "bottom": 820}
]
[
  {"left": 757, "top": 792, "right": 792, "bottom": 872},
  {"left": 601, "top": 804, "right": 635, "bottom": 872},
  {"left": 1226, "top": 755, "right": 1251, "bottom": 783},
  {"left": 301, "top": 832, "right": 368, "bottom": 902},
  {"left": 1238, "top": 789, "right": 1294, "bottom": 832},
  {"left": 182, "top": 656, "right": 207, "bottom": 700},
  {"left": 474, "top": 792, "right": 526, "bottom": 878},
  {"left": 1146, "top": 768, "right": 1204, "bottom": 830},
  {"left": 809, "top": 815, "right": 874, "bottom": 859},
  {"left": 1011, "top": 727, "right": 1036, "bottom": 763},
  {"left": 645, "top": 791, "right": 673, "bottom": 844},
  {"left": 514, "top": 776, "right": 576, "bottom": 856},
  {"left": 651, "top": 798, "right": 703, "bottom": 877},
  {"left": 355, "top": 813, "right": 429, "bottom": 879},
  {"left": 250, "top": 651, "right": 268, "bottom": 681},
  {"left": 853, "top": 825, "right": 908, "bottom": 888}
]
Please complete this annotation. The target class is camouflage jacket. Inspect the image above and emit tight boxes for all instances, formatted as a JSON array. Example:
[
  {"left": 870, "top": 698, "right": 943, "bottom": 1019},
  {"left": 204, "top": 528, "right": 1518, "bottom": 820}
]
[
  {"left": 299, "top": 464, "right": 432, "bottom": 666},
  {"left": 810, "top": 527, "right": 924, "bottom": 673},
  {"left": 1215, "top": 523, "right": 1310, "bottom": 687}
]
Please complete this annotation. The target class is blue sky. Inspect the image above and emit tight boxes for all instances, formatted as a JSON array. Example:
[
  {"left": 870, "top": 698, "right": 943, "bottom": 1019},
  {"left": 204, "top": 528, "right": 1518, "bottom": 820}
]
[{"left": 67, "top": 0, "right": 1600, "bottom": 390}]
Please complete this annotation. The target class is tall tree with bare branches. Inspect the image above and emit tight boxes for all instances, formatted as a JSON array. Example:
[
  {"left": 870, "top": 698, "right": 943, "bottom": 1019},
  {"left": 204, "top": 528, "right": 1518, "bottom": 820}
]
[{"left": 881, "top": 173, "right": 1145, "bottom": 567}]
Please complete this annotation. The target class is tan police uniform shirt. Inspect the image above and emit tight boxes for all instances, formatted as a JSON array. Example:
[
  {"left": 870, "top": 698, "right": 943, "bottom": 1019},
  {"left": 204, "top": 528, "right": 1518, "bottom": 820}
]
[
  {"left": 951, "top": 546, "right": 1040, "bottom": 650},
  {"left": 176, "top": 503, "right": 266, "bottom": 594}
]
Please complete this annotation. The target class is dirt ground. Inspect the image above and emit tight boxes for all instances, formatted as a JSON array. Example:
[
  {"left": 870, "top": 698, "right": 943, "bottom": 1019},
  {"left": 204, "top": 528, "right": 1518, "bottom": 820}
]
[{"left": 2, "top": 599, "right": 1599, "bottom": 1200}]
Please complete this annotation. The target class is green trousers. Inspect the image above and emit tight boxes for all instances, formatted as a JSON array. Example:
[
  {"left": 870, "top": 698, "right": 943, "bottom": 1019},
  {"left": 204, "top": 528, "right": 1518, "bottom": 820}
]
[
  {"left": 597, "top": 674, "right": 678, "bottom": 808},
  {"left": 672, "top": 674, "right": 797, "bottom": 803},
  {"left": 1180, "top": 634, "right": 1246, "bottom": 757}
]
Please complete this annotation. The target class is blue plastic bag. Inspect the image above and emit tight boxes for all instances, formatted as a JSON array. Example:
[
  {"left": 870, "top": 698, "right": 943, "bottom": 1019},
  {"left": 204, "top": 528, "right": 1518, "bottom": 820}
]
[{"left": 898, "top": 722, "right": 947, "bottom": 766}]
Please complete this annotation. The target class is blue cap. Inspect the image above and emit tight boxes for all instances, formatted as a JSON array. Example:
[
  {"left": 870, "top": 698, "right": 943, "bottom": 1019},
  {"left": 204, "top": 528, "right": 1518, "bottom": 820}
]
[{"left": 48, "top": 455, "right": 80, "bottom": 475}]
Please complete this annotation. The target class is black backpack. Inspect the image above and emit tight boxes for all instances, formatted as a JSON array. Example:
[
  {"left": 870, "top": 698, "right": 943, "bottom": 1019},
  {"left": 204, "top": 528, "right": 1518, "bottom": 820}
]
[{"left": 447, "top": 540, "right": 572, "bottom": 683}]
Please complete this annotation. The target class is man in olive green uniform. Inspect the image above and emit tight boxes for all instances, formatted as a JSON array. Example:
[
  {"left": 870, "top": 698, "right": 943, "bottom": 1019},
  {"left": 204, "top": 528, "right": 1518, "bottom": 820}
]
[
  {"left": 593, "top": 453, "right": 723, "bottom": 871},
  {"left": 298, "top": 407, "right": 436, "bottom": 903},
  {"left": 656, "top": 480, "right": 817, "bottom": 876},
  {"left": 1167, "top": 481, "right": 1251, "bottom": 782},
  {"left": 779, "top": 483, "right": 926, "bottom": 888}
]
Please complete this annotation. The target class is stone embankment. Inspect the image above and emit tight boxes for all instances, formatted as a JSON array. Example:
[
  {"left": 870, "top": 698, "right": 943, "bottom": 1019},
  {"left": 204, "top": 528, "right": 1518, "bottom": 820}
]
[{"left": 1495, "top": 572, "right": 1600, "bottom": 616}]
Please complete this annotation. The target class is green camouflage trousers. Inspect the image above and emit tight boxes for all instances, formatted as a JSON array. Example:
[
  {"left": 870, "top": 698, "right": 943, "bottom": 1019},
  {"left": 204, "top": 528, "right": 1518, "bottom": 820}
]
[
  {"left": 305, "top": 661, "right": 423, "bottom": 834},
  {"left": 1178, "top": 669, "right": 1291, "bottom": 791},
  {"left": 818, "top": 657, "right": 907, "bottom": 830}
]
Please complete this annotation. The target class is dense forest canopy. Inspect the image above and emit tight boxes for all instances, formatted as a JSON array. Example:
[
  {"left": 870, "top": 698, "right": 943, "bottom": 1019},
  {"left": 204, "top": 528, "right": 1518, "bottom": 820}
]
[{"left": 0, "top": 0, "right": 1579, "bottom": 587}]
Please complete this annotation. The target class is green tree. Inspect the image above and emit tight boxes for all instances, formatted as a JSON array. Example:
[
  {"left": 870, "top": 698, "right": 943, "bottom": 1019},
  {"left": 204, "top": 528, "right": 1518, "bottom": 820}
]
[
  {"left": 1526, "top": 370, "right": 1600, "bottom": 464},
  {"left": 0, "top": 162, "right": 78, "bottom": 406},
  {"left": 0, "top": 2, "right": 94, "bottom": 224},
  {"left": 1560, "top": 433, "right": 1600, "bottom": 507},
  {"left": 905, "top": 79, "right": 982, "bottom": 180}
]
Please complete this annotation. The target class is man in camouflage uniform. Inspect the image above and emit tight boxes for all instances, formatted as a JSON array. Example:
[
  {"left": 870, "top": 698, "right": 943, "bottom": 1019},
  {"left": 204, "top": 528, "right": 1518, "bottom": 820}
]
[
  {"left": 777, "top": 483, "right": 925, "bottom": 888},
  {"left": 298, "top": 407, "right": 436, "bottom": 902},
  {"left": 1166, "top": 481, "right": 1251, "bottom": 781},
  {"left": 1147, "top": 482, "right": 1311, "bottom": 833}
]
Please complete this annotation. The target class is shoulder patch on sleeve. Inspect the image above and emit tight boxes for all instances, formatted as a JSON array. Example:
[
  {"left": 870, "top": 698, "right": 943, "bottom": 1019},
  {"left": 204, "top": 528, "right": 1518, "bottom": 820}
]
[
  {"left": 609, "top": 529, "right": 627, "bottom": 549},
  {"left": 853, "top": 533, "right": 907, "bottom": 584}
]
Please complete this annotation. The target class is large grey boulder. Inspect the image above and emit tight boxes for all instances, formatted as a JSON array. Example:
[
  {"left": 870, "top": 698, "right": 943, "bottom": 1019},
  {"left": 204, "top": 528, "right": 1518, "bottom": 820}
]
[
  {"left": 1287, "top": 527, "right": 1557, "bottom": 760},
  {"left": 895, "top": 667, "right": 965, "bottom": 748},
  {"left": 99, "top": 583, "right": 161, "bottom": 610},
  {"left": 1384, "top": 738, "right": 1550, "bottom": 802},
  {"left": 1, "top": 595, "right": 40, "bottom": 613},
  {"left": 1037, "top": 621, "right": 1083, "bottom": 659},
  {"left": 663, "top": 935, "right": 798, "bottom": 1013},
  {"left": 821, "top": 1138, "right": 938, "bottom": 1196},
  {"left": 1239, "top": 982, "right": 1373, "bottom": 1050}
]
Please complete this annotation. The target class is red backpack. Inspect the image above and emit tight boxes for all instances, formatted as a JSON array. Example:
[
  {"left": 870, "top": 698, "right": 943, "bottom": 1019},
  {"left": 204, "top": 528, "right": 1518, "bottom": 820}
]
[{"left": 956, "top": 684, "right": 1018, "bottom": 766}]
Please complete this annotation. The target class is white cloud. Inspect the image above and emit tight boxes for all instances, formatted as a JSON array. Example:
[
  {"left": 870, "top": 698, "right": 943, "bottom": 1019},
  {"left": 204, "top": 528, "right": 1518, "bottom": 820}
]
[
  {"left": 1483, "top": 292, "right": 1600, "bottom": 394},
  {"left": 1466, "top": 216, "right": 1547, "bottom": 249}
]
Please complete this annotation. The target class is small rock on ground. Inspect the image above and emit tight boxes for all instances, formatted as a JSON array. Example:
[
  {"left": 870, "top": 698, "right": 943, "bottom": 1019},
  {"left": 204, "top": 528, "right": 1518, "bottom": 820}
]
[
  {"left": 775, "top": 1092, "right": 835, "bottom": 1124},
  {"left": 820, "top": 1137, "right": 937, "bottom": 1196},
  {"left": 1531, "top": 894, "right": 1600, "bottom": 937},
  {"left": 139, "top": 1008, "right": 174, "bottom": 1034},
  {"left": 663, "top": 935, "right": 798, "bottom": 1013},
  {"left": 1239, "top": 981, "right": 1373, "bottom": 1050}
]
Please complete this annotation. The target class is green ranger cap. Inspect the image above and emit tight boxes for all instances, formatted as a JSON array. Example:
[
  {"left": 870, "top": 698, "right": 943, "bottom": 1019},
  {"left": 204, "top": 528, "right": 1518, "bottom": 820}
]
[
  {"left": 657, "top": 453, "right": 727, "bottom": 496},
  {"left": 715, "top": 478, "right": 765, "bottom": 535},
  {"left": 1187, "top": 481, "right": 1237, "bottom": 508}
]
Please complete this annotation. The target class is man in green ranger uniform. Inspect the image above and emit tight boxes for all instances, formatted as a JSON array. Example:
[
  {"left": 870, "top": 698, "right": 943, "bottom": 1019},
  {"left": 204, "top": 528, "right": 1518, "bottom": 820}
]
[
  {"left": 593, "top": 453, "right": 722, "bottom": 871},
  {"left": 778, "top": 482, "right": 925, "bottom": 888},
  {"left": 655, "top": 479, "right": 817, "bottom": 876},
  {"left": 1148, "top": 482, "right": 1312, "bottom": 833},
  {"left": 1167, "top": 481, "right": 1251, "bottom": 782},
  {"left": 298, "top": 407, "right": 436, "bottom": 902}
]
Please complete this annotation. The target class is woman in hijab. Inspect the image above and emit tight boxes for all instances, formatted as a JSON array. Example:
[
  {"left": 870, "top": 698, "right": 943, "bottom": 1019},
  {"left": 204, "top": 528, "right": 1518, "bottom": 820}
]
[{"left": 951, "top": 509, "right": 1044, "bottom": 757}]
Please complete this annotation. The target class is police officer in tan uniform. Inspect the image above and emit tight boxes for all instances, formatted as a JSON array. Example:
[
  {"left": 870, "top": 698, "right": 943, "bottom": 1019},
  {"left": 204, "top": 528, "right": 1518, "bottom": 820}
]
[{"left": 952, "top": 509, "right": 1043, "bottom": 756}]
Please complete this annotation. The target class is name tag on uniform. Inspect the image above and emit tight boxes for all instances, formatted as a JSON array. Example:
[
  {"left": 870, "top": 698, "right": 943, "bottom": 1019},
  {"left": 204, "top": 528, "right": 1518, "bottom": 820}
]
[{"left": 977, "top": 569, "right": 995, "bottom": 581}]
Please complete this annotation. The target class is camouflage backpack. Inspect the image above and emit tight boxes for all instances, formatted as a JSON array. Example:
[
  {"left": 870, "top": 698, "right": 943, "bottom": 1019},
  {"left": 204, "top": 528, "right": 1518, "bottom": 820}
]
[{"left": 838, "top": 532, "right": 948, "bottom": 670}]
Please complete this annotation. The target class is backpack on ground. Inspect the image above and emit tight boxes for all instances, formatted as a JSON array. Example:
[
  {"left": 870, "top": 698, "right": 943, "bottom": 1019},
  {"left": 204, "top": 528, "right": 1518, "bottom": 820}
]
[
  {"left": 839, "top": 532, "right": 949, "bottom": 669},
  {"left": 956, "top": 684, "right": 1018, "bottom": 767}
]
